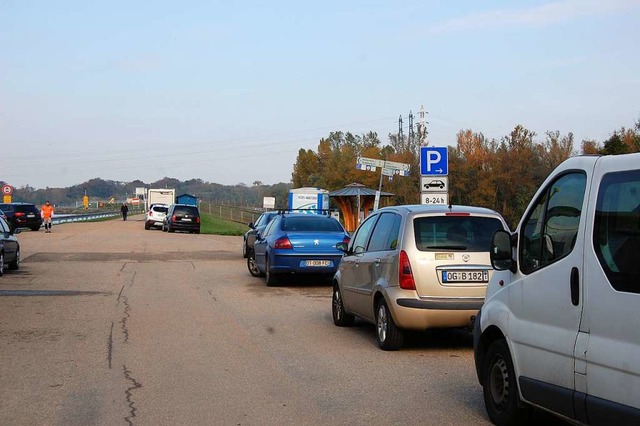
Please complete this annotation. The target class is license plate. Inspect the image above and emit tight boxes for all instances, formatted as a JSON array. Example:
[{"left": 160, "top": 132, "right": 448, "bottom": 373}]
[
  {"left": 182, "top": 218, "right": 192, "bottom": 222},
  {"left": 442, "top": 270, "right": 488, "bottom": 283},
  {"left": 305, "top": 260, "right": 331, "bottom": 267},
  {"left": 27, "top": 214, "right": 35, "bottom": 217}
]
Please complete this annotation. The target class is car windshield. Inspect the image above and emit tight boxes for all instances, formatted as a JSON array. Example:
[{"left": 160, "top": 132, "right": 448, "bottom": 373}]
[
  {"left": 282, "top": 216, "right": 343, "bottom": 232},
  {"left": 414, "top": 216, "right": 504, "bottom": 251},
  {"left": 154, "top": 206, "right": 169, "bottom": 214}
]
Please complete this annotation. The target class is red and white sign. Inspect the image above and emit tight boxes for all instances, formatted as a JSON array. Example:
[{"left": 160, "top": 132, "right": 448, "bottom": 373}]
[{"left": 1, "top": 184, "right": 13, "bottom": 195}]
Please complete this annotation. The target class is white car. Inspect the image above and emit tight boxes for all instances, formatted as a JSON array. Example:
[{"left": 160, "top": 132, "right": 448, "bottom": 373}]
[
  {"left": 474, "top": 153, "right": 640, "bottom": 425},
  {"left": 145, "top": 204, "right": 169, "bottom": 230}
]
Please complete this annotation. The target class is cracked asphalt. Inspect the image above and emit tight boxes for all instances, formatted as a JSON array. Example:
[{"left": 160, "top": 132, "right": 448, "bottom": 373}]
[{"left": 0, "top": 216, "right": 491, "bottom": 425}]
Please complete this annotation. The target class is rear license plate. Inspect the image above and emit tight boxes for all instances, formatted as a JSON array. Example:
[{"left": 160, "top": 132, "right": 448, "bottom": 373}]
[
  {"left": 305, "top": 260, "right": 331, "bottom": 267},
  {"left": 182, "top": 218, "right": 192, "bottom": 222},
  {"left": 442, "top": 270, "right": 488, "bottom": 283},
  {"left": 27, "top": 214, "right": 35, "bottom": 217}
]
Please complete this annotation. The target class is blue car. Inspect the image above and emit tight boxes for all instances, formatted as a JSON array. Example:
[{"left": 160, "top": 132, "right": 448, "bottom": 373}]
[{"left": 249, "top": 213, "right": 350, "bottom": 286}]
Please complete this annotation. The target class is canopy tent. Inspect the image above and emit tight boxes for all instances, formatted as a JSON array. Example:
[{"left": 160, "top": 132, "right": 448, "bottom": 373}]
[{"left": 329, "top": 183, "right": 394, "bottom": 232}]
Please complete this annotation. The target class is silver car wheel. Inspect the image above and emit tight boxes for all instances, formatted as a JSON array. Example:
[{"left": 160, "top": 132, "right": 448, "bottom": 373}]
[{"left": 377, "top": 304, "right": 388, "bottom": 343}]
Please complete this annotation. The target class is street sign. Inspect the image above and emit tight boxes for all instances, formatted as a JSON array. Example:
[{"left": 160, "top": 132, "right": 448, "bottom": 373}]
[
  {"left": 420, "top": 192, "right": 449, "bottom": 206},
  {"left": 357, "top": 157, "right": 385, "bottom": 168},
  {"left": 420, "top": 147, "right": 448, "bottom": 175},
  {"left": 421, "top": 176, "right": 449, "bottom": 192},
  {"left": 1, "top": 184, "right": 13, "bottom": 195},
  {"left": 382, "top": 167, "right": 410, "bottom": 177},
  {"left": 384, "top": 160, "right": 410, "bottom": 171},
  {"left": 356, "top": 163, "right": 377, "bottom": 172}
]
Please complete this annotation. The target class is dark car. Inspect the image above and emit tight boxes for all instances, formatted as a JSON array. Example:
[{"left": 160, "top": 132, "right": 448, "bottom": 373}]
[
  {"left": 0, "top": 202, "right": 43, "bottom": 231},
  {"left": 249, "top": 213, "right": 350, "bottom": 286},
  {"left": 162, "top": 204, "right": 201, "bottom": 234},
  {"left": 0, "top": 216, "right": 21, "bottom": 276},
  {"left": 243, "top": 211, "right": 278, "bottom": 258}
]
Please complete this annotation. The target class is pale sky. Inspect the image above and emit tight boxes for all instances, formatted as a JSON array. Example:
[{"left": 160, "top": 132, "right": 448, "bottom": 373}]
[{"left": 3, "top": 0, "right": 639, "bottom": 189}]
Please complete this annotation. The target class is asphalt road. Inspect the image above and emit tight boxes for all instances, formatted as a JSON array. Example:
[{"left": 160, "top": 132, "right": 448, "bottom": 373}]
[{"left": 0, "top": 216, "right": 491, "bottom": 425}]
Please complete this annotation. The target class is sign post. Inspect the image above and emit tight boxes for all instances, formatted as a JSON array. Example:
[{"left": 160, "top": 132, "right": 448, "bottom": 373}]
[{"left": 356, "top": 157, "right": 410, "bottom": 211}]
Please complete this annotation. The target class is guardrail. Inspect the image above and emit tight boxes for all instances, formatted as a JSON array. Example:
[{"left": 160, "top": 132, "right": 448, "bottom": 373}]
[{"left": 52, "top": 212, "right": 121, "bottom": 225}]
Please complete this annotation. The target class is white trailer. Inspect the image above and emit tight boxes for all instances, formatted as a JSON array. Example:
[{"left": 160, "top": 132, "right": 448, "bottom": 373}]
[
  {"left": 146, "top": 189, "right": 176, "bottom": 210},
  {"left": 288, "top": 187, "right": 329, "bottom": 214}
]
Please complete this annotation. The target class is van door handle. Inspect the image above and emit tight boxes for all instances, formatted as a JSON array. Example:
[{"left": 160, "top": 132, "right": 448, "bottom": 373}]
[{"left": 570, "top": 267, "right": 580, "bottom": 306}]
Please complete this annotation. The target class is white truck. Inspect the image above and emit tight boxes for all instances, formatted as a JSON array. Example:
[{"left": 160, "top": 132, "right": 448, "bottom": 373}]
[{"left": 146, "top": 188, "right": 176, "bottom": 210}]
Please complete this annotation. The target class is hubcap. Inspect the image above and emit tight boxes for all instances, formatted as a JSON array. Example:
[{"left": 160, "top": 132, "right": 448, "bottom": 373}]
[
  {"left": 377, "top": 305, "right": 387, "bottom": 343},
  {"left": 333, "top": 289, "right": 342, "bottom": 320},
  {"left": 248, "top": 257, "right": 258, "bottom": 275},
  {"left": 489, "top": 356, "right": 510, "bottom": 411}
]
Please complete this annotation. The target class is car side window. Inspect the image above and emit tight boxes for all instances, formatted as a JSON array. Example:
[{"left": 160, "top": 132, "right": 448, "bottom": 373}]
[
  {"left": 349, "top": 215, "right": 378, "bottom": 254},
  {"left": 367, "top": 213, "right": 401, "bottom": 252},
  {"left": 594, "top": 170, "right": 640, "bottom": 294},
  {"left": 520, "top": 172, "right": 586, "bottom": 274},
  {"left": 262, "top": 217, "right": 279, "bottom": 237}
]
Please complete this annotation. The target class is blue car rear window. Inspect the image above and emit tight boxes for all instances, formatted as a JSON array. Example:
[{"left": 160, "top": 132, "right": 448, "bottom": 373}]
[{"left": 282, "top": 216, "right": 343, "bottom": 232}]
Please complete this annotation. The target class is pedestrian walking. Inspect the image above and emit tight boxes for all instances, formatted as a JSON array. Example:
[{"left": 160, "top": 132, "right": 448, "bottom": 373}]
[
  {"left": 120, "top": 203, "right": 129, "bottom": 221},
  {"left": 41, "top": 200, "right": 54, "bottom": 233}
]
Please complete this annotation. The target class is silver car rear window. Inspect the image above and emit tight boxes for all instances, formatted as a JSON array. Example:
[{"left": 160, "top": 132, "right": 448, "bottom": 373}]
[
  {"left": 153, "top": 206, "right": 169, "bottom": 214},
  {"left": 414, "top": 216, "right": 504, "bottom": 251}
]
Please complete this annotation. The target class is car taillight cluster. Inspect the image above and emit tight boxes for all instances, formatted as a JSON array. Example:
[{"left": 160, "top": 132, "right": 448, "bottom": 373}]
[
  {"left": 196, "top": 217, "right": 200, "bottom": 224},
  {"left": 274, "top": 236, "right": 292, "bottom": 249},
  {"left": 15, "top": 212, "right": 25, "bottom": 217},
  {"left": 172, "top": 215, "right": 178, "bottom": 222},
  {"left": 399, "top": 250, "right": 416, "bottom": 290}
]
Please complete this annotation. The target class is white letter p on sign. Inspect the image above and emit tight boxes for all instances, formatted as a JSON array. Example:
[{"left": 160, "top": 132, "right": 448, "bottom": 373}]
[{"left": 426, "top": 151, "right": 441, "bottom": 172}]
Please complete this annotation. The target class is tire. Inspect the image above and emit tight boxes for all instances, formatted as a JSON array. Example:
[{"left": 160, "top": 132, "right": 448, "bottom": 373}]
[
  {"left": 265, "top": 255, "right": 277, "bottom": 287},
  {"left": 247, "top": 255, "right": 263, "bottom": 277},
  {"left": 168, "top": 224, "right": 175, "bottom": 233},
  {"left": 144, "top": 222, "right": 150, "bottom": 230},
  {"left": 194, "top": 229, "right": 200, "bottom": 234},
  {"left": 162, "top": 223, "right": 167, "bottom": 232},
  {"left": 31, "top": 226, "right": 40, "bottom": 232},
  {"left": 332, "top": 284, "right": 355, "bottom": 326},
  {"left": 375, "top": 299, "right": 404, "bottom": 350},
  {"left": 8, "top": 248, "right": 19, "bottom": 271},
  {"left": 242, "top": 239, "right": 248, "bottom": 258},
  {"left": 482, "top": 339, "right": 531, "bottom": 425},
  {"left": 0, "top": 252, "right": 4, "bottom": 276}
]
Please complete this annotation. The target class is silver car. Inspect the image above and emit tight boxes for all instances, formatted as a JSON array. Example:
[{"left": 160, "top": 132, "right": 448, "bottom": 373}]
[{"left": 332, "top": 204, "right": 509, "bottom": 350}]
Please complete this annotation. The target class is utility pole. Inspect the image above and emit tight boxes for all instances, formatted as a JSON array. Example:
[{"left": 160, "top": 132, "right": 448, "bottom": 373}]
[
  {"left": 408, "top": 111, "right": 415, "bottom": 146},
  {"left": 417, "top": 105, "right": 429, "bottom": 145},
  {"left": 398, "top": 115, "right": 404, "bottom": 143}
]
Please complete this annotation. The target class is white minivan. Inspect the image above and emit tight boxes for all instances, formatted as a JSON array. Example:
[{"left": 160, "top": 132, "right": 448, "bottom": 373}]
[{"left": 474, "top": 153, "right": 640, "bottom": 425}]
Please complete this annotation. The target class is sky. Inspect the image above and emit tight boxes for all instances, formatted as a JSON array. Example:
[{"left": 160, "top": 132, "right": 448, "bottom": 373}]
[{"left": 2, "top": 0, "right": 640, "bottom": 190}]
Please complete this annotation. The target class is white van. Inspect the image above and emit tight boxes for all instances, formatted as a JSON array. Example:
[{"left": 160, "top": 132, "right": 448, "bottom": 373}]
[{"left": 474, "top": 153, "right": 640, "bottom": 425}]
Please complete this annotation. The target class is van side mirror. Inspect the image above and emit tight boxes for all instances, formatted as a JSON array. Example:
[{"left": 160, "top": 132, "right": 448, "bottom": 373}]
[
  {"left": 248, "top": 222, "right": 255, "bottom": 229},
  {"left": 491, "top": 230, "right": 515, "bottom": 272}
]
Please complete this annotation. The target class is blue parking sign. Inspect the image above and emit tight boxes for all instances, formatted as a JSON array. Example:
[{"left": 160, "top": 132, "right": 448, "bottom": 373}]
[{"left": 420, "top": 147, "right": 448, "bottom": 175}]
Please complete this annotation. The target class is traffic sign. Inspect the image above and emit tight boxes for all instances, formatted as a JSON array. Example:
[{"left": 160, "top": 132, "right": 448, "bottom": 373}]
[
  {"left": 421, "top": 176, "right": 449, "bottom": 192},
  {"left": 2, "top": 184, "right": 13, "bottom": 195},
  {"left": 420, "top": 192, "right": 449, "bottom": 206},
  {"left": 384, "top": 160, "right": 410, "bottom": 171},
  {"left": 420, "top": 147, "right": 448, "bottom": 175},
  {"left": 382, "top": 167, "right": 410, "bottom": 177},
  {"left": 357, "top": 157, "right": 385, "bottom": 168},
  {"left": 356, "top": 163, "right": 377, "bottom": 172}
]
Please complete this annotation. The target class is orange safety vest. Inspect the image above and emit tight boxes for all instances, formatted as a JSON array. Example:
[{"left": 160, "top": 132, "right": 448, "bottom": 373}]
[{"left": 41, "top": 204, "right": 54, "bottom": 219}]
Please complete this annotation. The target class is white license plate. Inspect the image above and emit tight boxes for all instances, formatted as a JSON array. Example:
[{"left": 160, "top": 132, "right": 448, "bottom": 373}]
[
  {"left": 305, "top": 260, "right": 331, "bottom": 267},
  {"left": 442, "top": 270, "right": 488, "bottom": 283},
  {"left": 27, "top": 214, "right": 35, "bottom": 217},
  {"left": 182, "top": 218, "right": 192, "bottom": 222}
]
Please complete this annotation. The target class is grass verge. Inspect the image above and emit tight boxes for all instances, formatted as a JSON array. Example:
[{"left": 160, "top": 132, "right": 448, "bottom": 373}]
[{"left": 200, "top": 213, "right": 247, "bottom": 235}]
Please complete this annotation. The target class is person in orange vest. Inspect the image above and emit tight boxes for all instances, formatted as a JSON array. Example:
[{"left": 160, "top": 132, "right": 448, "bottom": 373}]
[{"left": 41, "top": 200, "right": 54, "bottom": 233}]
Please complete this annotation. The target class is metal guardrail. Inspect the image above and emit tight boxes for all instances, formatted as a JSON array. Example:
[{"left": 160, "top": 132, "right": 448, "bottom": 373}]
[{"left": 51, "top": 212, "right": 121, "bottom": 225}]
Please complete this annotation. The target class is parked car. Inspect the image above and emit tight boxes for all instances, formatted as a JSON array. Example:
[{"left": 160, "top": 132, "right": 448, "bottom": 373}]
[
  {"left": 474, "top": 153, "right": 640, "bottom": 425},
  {"left": 243, "top": 211, "right": 279, "bottom": 258},
  {"left": 162, "top": 204, "right": 201, "bottom": 234},
  {"left": 332, "top": 204, "right": 509, "bottom": 350},
  {"left": 0, "top": 202, "right": 43, "bottom": 231},
  {"left": 0, "top": 216, "right": 21, "bottom": 276},
  {"left": 249, "top": 212, "right": 350, "bottom": 286},
  {"left": 145, "top": 203, "right": 169, "bottom": 230}
]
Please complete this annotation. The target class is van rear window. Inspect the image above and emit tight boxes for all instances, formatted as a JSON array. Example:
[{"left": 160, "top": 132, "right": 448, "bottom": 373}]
[{"left": 414, "top": 216, "right": 504, "bottom": 251}]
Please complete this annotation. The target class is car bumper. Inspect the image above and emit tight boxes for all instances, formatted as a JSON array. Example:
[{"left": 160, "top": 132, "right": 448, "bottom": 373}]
[
  {"left": 146, "top": 219, "right": 164, "bottom": 227},
  {"left": 168, "top": 222, "right": 200, "bottom": 231},
  {"left": 270, "top": 253, "right": 343, "bottom": 275},
  {"left": 387, "top": 288, "right": 483, "bottom": 330}
]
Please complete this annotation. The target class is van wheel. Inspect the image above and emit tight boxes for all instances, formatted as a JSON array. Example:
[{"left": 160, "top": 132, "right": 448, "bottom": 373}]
[
  {"left": 482, "top": 339, "right": 531, "bottom": 425},
  {"left": 332, "top": 284, "right": 354, "bottom": 326},
  {"left": 265, "top": 256, "right": 277, "bottom": 287},
  {"left": 8, "top": 249, "right": 19, "bottom": 271},
  {"left": 375, "top": 299, "right": 403, "bottom": 350}
]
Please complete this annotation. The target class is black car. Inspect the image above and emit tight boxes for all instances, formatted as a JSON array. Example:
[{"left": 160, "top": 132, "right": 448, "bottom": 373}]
[
  {"left": 0, "top": 202, "right": 43, "bottom": 231},
  {"left": 243, "top": 211, "right": 278, "bottom": 258},
  {"left": 162, "top": 204, "right": 201, "bottom": 234},
  {"left": 0, "top": 216, "right": 20, "bottom": 276}
]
